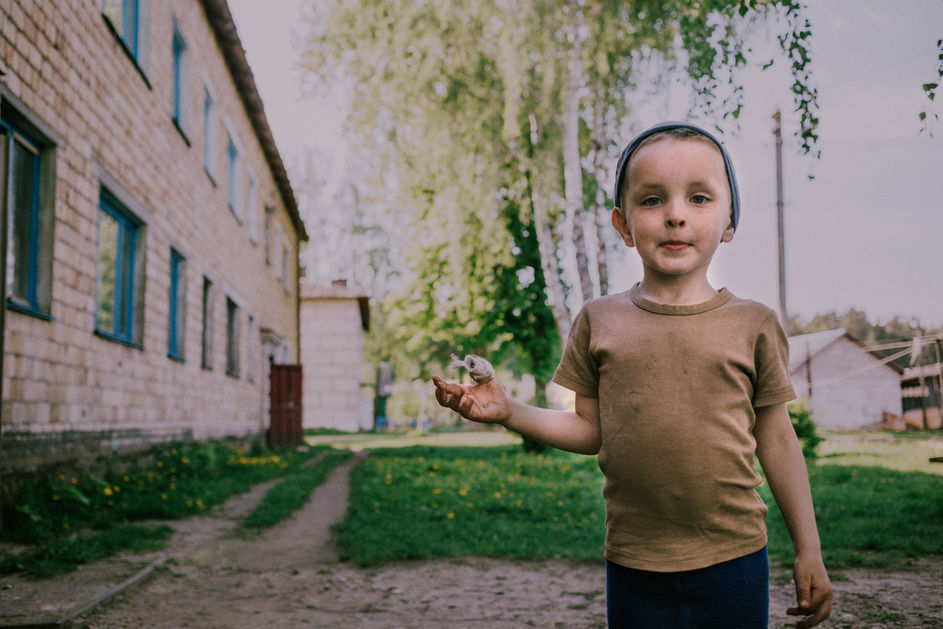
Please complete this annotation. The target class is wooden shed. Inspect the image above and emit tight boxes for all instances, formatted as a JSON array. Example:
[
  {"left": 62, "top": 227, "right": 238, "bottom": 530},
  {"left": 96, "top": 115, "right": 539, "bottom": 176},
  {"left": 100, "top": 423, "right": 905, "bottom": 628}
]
[
  {"left": 299, "top": 280, "right": 371, "bottom": 432},
  {"left": 788, "top": 329, "right": 903, "bottom": 430}
]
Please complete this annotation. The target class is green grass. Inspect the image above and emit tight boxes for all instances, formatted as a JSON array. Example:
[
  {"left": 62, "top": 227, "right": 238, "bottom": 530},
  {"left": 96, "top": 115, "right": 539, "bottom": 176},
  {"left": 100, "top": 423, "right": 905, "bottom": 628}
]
[
  {"left": 335, "top": 445, "right": 605, "bottom": 565},
  {"left": 338, "top": 432, "right": 943, "bottom": 569},
  {"left": 0, "top": 441, "right": 334, "bottom": 578},
  {"left": 241, "top": 449, "right": 353, "bottom": 531}
]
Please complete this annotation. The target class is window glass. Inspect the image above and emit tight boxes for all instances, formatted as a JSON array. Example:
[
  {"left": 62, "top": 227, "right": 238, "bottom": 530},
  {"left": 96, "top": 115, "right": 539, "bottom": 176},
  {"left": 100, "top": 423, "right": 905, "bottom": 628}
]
[
  {"left": 96, "top": 194, "right": 138, "bottom": 342},
  {"left": 8, "top": 132, "right": 40, "bottom": 305},
  {"left": 168, "top": 250, "right": 185, "bottom": 359},
  {"left": 2, "top": 110, "right": 54, "bottom": 316},
  {"left": 226, "top": 297, "right": 240, "bottom": 377},
  {"left": 102, "top": 0, "right": 139, "bottom": 58},
  {"left": 201, "top": 276, "right": 213, "bottom": 369},
  {"left": 172, "top": 28, "right": 186, "bottom": 128},
  {"left": 202, "top": 88, "right": 214, "bottom": 174}
]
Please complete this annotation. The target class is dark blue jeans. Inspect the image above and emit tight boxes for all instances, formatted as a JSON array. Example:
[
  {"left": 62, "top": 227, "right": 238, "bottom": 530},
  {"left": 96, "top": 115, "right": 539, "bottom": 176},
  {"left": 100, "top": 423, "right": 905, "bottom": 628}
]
[{"left": 606, "top": 547, "right": 769, "bottom": 629}]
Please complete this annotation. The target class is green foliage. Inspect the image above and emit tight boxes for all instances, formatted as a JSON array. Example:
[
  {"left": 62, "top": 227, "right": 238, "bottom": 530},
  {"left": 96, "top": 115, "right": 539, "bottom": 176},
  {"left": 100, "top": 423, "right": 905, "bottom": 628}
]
[
  {"left": 919, "top": 38, "right": 942, "bottom": 132},
  {"left": 241, "top": 450, "right": 353, "bottom": 531},
  {"left": 335, "top": 446, "right": 605, "bottom": 565},
  {"left": 301, "top": 0, "right": 821, "bottom": 385},
  {"left": 788, "top": 398, "right": 822, "bottom": 458},
  {"left": 339, "top": 433, "right": 943, "bottom": 569},
  {"left": 0, "top": 441, "right": 325, "bottom": 577},
  {"left": 760, "top": 463, "right": 943, "bottom": 567}
]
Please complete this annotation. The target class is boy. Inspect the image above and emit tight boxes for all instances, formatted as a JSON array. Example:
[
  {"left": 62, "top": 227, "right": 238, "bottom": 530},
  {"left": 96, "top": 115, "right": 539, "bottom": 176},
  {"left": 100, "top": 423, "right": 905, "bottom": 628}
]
[{"left": 432, "top": 122, "right": 832, "bottom": 628}]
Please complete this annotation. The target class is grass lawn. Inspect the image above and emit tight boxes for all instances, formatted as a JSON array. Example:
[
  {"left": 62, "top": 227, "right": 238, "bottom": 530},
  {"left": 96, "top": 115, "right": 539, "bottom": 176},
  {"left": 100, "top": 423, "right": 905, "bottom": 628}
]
[{"left": 337, "top": 430, "right": 943, "bottom": 569}]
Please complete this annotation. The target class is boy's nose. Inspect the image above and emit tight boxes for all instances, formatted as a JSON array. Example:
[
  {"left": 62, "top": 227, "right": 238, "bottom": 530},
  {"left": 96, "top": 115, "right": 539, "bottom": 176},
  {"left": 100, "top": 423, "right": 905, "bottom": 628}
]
[{"left": 664, "top": 204, "right": 686, "bottom": 228}]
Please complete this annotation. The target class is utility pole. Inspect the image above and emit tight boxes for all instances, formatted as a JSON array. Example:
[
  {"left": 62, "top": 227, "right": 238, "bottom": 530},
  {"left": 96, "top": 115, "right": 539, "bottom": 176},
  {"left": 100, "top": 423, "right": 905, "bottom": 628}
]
[{"left": 772, "top": 111, "right": 788, "bottom": 330}]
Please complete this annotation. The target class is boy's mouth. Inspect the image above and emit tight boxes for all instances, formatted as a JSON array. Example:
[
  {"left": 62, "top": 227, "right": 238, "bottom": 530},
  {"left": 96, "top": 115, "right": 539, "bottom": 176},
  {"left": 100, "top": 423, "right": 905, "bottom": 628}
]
[{"left": 660, "top": 240, "right": 691, "bottom": 251}]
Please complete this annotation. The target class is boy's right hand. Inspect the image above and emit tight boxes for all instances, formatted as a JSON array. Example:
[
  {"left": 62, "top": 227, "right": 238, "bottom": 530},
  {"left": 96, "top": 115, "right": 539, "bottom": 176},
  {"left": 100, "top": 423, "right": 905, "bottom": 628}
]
[{"left": 432, "top": 375, "right": 510, "bottom": 424}]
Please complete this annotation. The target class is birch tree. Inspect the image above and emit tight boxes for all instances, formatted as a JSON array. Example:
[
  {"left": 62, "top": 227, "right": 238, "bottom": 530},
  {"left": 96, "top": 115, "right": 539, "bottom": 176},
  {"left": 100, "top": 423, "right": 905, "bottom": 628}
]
[{"left": 298, "top": 0, "right": 818, "bottom": 366}]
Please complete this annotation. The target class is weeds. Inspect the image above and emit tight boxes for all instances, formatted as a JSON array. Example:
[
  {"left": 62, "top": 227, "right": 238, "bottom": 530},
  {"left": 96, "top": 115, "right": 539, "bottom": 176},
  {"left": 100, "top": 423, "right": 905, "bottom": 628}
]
[{"left": 1, "top": 441, "right": 326, "bottom": 577}]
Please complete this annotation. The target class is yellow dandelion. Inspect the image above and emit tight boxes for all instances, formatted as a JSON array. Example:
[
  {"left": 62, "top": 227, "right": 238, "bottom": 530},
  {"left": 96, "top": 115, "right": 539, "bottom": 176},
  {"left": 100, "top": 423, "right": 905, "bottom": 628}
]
[
  {"left": 180, "top": 457, "right": 189, "bottom": 464},
  {"left": 113, "top": 485, "right": 120, "bottom": 492},
  {"left": 433, "top": 488, "right": 442, "bottom": 494},
  {"left": 459, "top": 488, "right": 469, "bottom": 496},
  {"left": 104, "top": 487, "right": 113, "bottom": 496},
  {"left": 161, "top": 493, "right": 168, "bottom": 500},
  {"left": 58, "top": 473, "right": 66, "bottom": 480},
  {"left": 447, "top": 512, "right": 455, "bottom": 519},
  {"left": 123, "top": 475, "right": 130, "bottom": 482},
  {"left": 157, "top": 461, "right": 164, "bottom": 467}
]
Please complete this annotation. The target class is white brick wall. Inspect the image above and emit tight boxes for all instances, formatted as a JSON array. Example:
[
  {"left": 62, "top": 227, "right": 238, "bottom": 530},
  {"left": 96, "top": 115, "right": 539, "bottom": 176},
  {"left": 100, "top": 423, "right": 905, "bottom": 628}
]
[{"left": 0, "top": 0, "right": 303, "bottom": 468}]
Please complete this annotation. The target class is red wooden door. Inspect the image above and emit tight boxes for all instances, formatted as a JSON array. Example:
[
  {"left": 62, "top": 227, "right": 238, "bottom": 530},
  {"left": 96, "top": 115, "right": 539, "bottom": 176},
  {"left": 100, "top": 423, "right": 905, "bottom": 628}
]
[{"left": 269, "top": 363, "right": 303, "bottom": 448}]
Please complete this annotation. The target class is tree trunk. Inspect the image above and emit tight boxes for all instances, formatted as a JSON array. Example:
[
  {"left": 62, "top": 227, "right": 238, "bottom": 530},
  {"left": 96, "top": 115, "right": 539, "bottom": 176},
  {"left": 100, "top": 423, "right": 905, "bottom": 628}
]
[
  {"left": 589, "top": 91, "right": 611, "bottom": 296},
  {"left": 562, "top": 19, "right": 594, "bottom": 306},
  {"left": 529, "top": 113, "right": 572, "bottom": 345}
]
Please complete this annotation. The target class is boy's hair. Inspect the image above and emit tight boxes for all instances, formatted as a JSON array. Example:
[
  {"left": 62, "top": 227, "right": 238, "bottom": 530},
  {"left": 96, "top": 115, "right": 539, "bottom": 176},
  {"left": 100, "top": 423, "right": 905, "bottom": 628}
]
[{"left": 613, "top": 122, "right": 741, "bottom": 230}]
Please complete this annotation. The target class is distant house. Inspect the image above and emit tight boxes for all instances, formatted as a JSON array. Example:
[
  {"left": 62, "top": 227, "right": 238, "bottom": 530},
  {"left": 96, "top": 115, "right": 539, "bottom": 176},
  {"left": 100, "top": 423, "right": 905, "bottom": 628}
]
[
  {"left": 788, "top": 329, "right": 903, "bottom": 430},
  {"left": 299, "top": 280, "right": 371, "bottom": 432},
  {"left": 900, "top": 362, "right": 942, "bottom": 430},
  {"left": 0, "top": 0, "right": 307, "bottom": 489}
]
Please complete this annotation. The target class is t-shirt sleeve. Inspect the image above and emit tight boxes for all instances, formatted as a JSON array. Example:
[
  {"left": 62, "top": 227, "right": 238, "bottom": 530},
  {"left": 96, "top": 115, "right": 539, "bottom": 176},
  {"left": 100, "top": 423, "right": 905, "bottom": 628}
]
[
  {"left": 552, "top": 306, "right": 599, "bottom": 398},
  {"left": 752, "top": 310, "right": 796, "bottom": 408}
]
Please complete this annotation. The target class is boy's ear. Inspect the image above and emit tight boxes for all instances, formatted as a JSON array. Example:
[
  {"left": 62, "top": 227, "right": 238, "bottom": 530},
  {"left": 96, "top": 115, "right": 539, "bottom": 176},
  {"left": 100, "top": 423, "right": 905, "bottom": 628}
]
[
  {"left": 720, "top": 219, "right": 735, "bottom": 243},
  {"left": 611, "top": 207, "right": 635, "bottom": 248}
]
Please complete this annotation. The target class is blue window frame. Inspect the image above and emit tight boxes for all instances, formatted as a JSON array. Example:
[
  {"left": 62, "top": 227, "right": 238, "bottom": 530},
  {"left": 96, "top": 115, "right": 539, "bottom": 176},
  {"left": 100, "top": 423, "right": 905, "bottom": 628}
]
[
  {"left": 202, "top": 88, "right": 214, "bottom": 175},
  {"left": 172, "top": 27, "right": 186, "bottom": 128},
  {"left": 2, "top": 120, "right": 42, "bottom": 311},
  {"left": 96, "top": 191, "right": 139, "bottom": 343},
  {"left": 225, "top": 297, "right": 239, "bottom": 377},
  {"left": 102, "top": 0, "right": 140, "bottom": 60},
  {"left": 227, "top": 135, "right": 240, "bottom": 216},
  {"left": 168, "top": 249, "right": 185, "bottom": 359}
]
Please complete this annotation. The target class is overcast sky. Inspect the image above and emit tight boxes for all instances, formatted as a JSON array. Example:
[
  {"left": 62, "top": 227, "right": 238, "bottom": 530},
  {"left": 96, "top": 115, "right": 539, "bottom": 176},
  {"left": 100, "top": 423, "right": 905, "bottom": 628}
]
[{"left": 229, "top": 0, "right": 943, "bottom": 329}]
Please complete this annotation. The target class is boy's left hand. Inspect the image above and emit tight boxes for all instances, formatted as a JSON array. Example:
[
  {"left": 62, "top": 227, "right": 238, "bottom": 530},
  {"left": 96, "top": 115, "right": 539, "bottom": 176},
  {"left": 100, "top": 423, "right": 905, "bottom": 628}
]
[{"left": 787, "top": 553, "right": 832, "bottom": 628}]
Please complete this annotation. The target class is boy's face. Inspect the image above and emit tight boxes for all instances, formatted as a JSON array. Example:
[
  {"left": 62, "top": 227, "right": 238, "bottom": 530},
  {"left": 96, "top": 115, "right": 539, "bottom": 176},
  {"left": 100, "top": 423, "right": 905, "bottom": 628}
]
[{"left": 612, "top": 135, "right": 735, "bottom": 282}]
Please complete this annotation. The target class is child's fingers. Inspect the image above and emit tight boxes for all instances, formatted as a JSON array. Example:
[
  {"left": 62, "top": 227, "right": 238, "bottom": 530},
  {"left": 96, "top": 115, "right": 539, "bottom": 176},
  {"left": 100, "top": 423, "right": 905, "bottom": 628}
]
[{"left": 432, "top": 376, "right": 467, "bottom": 410}]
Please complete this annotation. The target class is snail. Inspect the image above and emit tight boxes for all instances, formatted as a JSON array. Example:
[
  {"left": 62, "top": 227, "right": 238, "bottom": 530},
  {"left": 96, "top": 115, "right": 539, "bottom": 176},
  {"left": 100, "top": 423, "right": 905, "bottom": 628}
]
[{"left": 449, "top": 353, "right": 495, "bottom": 384}]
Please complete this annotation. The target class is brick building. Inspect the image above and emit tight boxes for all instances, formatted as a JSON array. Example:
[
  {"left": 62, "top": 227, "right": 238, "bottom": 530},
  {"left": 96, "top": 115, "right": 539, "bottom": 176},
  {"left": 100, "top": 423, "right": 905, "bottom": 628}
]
[{"left": 0, "top": 0, "right": 307, "bottom": 483}]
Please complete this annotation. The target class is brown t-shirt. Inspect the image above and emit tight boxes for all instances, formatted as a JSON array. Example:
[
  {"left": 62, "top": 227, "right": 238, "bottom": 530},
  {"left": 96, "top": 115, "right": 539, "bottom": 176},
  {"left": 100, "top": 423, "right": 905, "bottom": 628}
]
[{"left": 553, "top": 285, "right": 795, "bottom": 572}]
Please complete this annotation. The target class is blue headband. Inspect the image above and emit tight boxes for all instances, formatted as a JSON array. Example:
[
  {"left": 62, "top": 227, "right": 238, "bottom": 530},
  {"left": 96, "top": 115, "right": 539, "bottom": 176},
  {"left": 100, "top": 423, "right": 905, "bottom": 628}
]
[{"left": 613, "top": 122, "right": 740, "bottom": 231}]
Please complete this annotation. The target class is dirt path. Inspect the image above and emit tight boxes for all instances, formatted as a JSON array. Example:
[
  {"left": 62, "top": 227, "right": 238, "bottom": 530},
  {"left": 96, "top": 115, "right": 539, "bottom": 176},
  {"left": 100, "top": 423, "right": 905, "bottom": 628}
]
[{"left": 10, "top": 452, "right": 941, "bottom": 628}]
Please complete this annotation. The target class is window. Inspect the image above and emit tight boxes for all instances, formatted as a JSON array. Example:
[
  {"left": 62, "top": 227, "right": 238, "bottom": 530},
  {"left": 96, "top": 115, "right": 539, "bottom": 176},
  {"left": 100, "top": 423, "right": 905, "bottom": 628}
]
[
  {"left": 201, "top": 276, "right": 214, "bottom": 369},
  {"left": 273, "top": 222, "right": 283, "bottom": 280},
  {"left": 246, "top": 314, "right": 256, "bottom": 382},
  {"left": 171, "top": 24, "right": 188, "bottom": 134},
  {"left": 202, "top": 86, "right": 215, "bottom": 177},
  {"left": 168, "top": 249, "right": 185, "bottom": 360},
  {"left": 281, "top": 240, "right": 291, "bottom": 290},
  {"left": 226, "top": 134, "right": 241, "bottom": 218},
  {"left": 96, "top": 190, "right": 142, "bottom": 344},
  {"left": 247, "top": 175, "right": 259, "bottom": 243},
  {"left": 226, "top": 297, "right": 240, "bottom": 377},
  {"left": 102, "top": 0, "right": 140, "bottom": 60},
  {"left": 1, "top": 108, "right": 55, "bottom": 317},
  {"left": 263, "top": 206, "right": 272, "bottom": 264}
]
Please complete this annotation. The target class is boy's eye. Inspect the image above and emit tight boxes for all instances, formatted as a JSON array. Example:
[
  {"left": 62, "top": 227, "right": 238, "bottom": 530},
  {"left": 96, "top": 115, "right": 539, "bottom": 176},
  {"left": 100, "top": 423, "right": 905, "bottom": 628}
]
[
  {"left": 640, "top": 197, "right": 661, "bottom": 206},
  {"left": 690, "top": 194, "right": 710, "bottom": 204}
]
